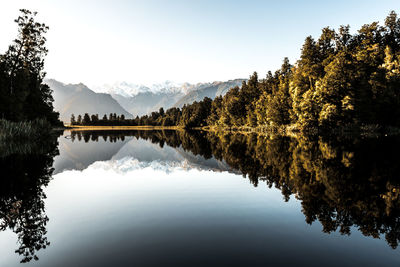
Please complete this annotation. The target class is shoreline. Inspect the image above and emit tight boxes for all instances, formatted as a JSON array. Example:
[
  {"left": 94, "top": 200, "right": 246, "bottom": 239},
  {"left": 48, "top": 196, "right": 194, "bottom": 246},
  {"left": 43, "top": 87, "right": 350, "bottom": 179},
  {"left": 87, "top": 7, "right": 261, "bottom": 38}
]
[
  {"left": 63, "top": 125, "right": 184, "bottom": 131},
  {"left": 59, "top": 124, "right": 400, "bottom": 137}
]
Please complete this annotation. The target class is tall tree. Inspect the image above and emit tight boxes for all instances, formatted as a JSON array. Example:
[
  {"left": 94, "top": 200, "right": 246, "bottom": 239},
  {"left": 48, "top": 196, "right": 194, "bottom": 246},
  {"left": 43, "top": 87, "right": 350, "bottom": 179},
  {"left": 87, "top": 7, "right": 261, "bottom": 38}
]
[
  {"left": 70, "top": 114, "right": 76, "bottom": 125},
  {"left": 83, "top": 113, "right": 91, "bottom": 125},
  {"left": 0, "top": 9, "right": 60, "bottom": 124},
  {"left": 77, "top": 114, "right": 82, "bottom": 125}
]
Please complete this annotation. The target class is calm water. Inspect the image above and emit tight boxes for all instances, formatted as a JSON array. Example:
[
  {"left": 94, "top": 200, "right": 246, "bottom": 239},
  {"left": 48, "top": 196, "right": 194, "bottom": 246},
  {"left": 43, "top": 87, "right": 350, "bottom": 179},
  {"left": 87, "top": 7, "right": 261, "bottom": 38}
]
[{"left": 0, "top": 130, "right": 399, "bottom": 266}]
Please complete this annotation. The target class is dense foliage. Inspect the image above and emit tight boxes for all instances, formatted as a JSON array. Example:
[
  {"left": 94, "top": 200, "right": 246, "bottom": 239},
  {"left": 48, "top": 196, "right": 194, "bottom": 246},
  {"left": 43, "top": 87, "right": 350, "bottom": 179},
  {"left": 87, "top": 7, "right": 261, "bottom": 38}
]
[
  {"left": 0, "top": 9, "right": 61, "bottom": 125},
  {"left": 217, "top": 11, "right": 400, "bottom": 131},
  {"left": 76, "top": 11, "right": 400, "bottom": 132}
]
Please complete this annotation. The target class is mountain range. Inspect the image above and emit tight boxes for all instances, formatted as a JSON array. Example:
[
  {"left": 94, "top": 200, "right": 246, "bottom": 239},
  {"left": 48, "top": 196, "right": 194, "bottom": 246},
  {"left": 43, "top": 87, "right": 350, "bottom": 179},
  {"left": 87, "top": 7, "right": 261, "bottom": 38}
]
[
  {"left": 173, "top": 80, "right": 245, "bottom": 108},
  {"left": 47, "top": 78, "right": 244, "bottom": 122},
  {"left": 47, "top": 79, "right": 132, "bottom": 122}
]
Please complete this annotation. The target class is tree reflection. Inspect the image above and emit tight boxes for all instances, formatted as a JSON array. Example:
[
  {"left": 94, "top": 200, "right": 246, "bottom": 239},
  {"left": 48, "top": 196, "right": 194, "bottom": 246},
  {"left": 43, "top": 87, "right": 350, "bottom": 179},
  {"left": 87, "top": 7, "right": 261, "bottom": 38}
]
[
  {"left": 2, "top": 128, "right": 396, "bottom": 263},
  {"left": 70, "top": 130, "right": 400, "bottom": 249},
  {"left": 0, "top": 134, "right": 59, "bottom": 262},
  {"left": 223, "top": 133, "right": 400, "bottom": 249},
  {"left": 207, "top": 133, "right": 400, "bottom": 248}
]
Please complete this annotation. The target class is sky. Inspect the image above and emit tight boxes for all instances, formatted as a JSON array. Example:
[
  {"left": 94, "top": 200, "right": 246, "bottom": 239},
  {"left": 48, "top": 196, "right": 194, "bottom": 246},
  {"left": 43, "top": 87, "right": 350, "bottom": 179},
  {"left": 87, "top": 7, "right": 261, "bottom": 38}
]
[{"left": 1, "top": 0, "right": 400, "bottom": 89}]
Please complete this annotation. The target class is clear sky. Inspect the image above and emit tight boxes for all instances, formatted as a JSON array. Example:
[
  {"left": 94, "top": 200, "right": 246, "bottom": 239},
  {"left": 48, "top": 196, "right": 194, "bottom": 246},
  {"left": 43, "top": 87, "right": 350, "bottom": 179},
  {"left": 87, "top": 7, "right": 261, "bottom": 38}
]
[{"left": 1, "top": 0, "right": 400, "bottom": 88}]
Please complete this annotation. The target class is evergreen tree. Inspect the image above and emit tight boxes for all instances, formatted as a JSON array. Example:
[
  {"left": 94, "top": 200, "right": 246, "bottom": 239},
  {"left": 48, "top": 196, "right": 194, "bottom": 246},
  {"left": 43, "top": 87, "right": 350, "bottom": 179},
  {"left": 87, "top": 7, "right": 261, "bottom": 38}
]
[
  {"left": 83, "top": 113, "right": 91, "bottom": 125},
  {"left": 77, "top": 115, "right": 82, "bottom": 125},
  {"left": 207, "top": 96, "right": 223, "bottom": 126},
  {"left": 90, "top": 114, "right": 98, "bottom": 124},
  {"left": 0, "top": 9, "right": 60, "bottom": 124},
  {"left": 70, "top": 114, "right": 76, "bottom": 125},
  {"left": 159, "top": 107, "right": 165, "bottom": 117}
]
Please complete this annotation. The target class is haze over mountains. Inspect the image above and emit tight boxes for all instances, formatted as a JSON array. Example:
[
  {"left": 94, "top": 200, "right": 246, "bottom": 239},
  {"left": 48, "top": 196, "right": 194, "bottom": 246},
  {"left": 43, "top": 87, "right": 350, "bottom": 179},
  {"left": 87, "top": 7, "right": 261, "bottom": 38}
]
[
  {"left": 108, "top": 79, "right": 244, "bottom": 116},
  {"left": 173, "top": 80, "right": 245, "bottom": 108},
  {"left": 111, "top": 90, "right": 185, "bottom": 117},
  {"left": 47, "top": 78, "right": 244, "bottom": 122},
  {"left": 47, "top": 79, "right": 132, "bottom": 122}
]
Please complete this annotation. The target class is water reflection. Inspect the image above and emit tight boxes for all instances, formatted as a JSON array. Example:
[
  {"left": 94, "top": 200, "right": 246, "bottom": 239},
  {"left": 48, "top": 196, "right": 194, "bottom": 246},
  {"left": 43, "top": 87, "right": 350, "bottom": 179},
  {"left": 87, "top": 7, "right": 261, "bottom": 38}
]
[
  {"left": 0, "top": 134, "right": 59, "bottom": 262},
  {"left": 1, "top": 129, "right": 400, "bottom": 264},
  {"left": 63, "top": 130, "right": 400, "bottom": 249}
]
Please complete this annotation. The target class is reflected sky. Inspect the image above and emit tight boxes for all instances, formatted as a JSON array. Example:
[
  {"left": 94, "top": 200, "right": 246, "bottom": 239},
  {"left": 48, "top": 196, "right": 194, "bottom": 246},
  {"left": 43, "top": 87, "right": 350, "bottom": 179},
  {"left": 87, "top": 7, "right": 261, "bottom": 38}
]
[{"left": 0, "top": 130, "right": 399, "bottom": 266}]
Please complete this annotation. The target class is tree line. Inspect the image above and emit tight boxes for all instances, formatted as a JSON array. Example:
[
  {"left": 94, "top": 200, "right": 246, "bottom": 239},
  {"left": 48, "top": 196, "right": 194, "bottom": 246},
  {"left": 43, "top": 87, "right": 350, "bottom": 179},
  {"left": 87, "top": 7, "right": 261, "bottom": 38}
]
[{"left": 75, "top": 11, "right": 400, "bottom": 132}]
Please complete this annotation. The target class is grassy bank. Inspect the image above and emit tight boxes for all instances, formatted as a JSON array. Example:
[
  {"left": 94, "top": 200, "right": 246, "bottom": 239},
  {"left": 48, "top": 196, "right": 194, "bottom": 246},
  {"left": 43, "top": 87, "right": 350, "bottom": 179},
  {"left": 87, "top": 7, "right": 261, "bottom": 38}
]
[
  {"left": 0, "top": 119, "right": 53, "bottom": 141},
  {"left": 0, "top": 119, "right": 62, "bottom": 157}
]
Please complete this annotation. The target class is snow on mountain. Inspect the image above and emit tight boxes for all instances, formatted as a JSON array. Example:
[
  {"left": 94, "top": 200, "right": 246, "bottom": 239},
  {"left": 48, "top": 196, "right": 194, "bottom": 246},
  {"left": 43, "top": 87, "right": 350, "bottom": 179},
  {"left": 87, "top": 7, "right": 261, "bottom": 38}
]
[
  {"left": 88, "top": 79, "right": 245, "bottom": 116},
  {"left": 94, "top": 81, "right": 185, "bottom": 97}
]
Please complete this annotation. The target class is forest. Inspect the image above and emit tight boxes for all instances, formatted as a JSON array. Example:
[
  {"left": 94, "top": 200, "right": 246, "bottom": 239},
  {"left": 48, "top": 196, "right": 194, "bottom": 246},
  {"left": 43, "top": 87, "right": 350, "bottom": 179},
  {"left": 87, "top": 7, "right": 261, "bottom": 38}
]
[{"left": 75, "top": 11, "right": 400, "bottom": 134}]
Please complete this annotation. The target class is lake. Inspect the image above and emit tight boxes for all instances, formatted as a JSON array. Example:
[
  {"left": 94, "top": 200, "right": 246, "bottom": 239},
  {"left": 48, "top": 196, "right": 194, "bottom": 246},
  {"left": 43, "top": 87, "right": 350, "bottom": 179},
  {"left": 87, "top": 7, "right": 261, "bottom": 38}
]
[{"left": 0, "top": 130, "right": 399, "bottom": 266}]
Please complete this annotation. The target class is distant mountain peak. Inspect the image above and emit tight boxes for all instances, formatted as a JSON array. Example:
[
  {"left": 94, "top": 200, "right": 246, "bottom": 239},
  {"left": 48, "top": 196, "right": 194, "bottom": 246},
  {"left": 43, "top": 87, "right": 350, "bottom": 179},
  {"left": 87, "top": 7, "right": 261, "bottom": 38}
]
[
  {"left": 46, "top": 78, "right": 246, "bottom": 120},
  {"left": 94, "top": 81, "right": 185, "bottom": 97},
  {"left": 109, "top": 79, "right": 245, "bottom": 116},
  {"left": 93, "top": 79, "right": 246, "bottom": 98}
]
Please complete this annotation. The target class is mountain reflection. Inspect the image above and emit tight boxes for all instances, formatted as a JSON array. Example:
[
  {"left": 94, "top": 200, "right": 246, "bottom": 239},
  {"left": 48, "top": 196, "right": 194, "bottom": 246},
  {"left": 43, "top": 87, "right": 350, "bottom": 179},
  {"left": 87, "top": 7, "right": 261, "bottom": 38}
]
[
  {"left": 0, "top": 134, "right": 60, "bottom": 263},
  {"left": 2, "top": 130, "right": 400, "bottom": 264},
  {"left": 67, "top": 130, "right": 400, "bottom": 249}
]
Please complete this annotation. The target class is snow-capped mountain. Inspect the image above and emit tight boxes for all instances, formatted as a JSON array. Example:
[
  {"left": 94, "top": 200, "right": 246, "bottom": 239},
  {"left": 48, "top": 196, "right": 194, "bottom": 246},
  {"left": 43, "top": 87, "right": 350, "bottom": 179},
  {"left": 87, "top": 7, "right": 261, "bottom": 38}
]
[
  {"left": 49, "top": 78, "right": 246, "bottom": 120},
  {"left": 96, "top": 79, "right": 245, "bottom": 116},
  {"left": 94, "top": 81, "right": 186, "bottom": 98}
]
